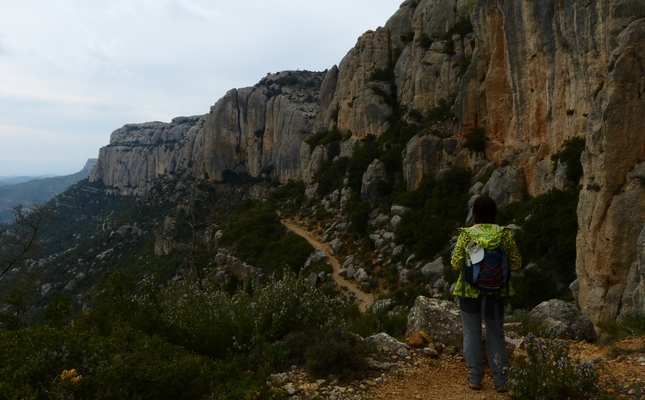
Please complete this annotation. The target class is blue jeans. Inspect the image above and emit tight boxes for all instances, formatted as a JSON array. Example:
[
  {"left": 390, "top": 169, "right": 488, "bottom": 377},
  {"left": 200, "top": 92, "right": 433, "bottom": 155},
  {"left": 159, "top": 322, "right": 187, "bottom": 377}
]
[{"left": 460, "top": 300, "right": 509, "bottom": 386}]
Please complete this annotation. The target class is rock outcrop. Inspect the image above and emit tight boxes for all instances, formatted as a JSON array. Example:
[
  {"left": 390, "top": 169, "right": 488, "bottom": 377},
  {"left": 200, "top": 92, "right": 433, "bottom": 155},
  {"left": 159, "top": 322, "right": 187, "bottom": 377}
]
[
  {"left": 528, "top": 299, "right": 598, "bottom": 342},
  {"left": 89, "top": 0, "right": 645, "bottom": 322},
  {"left": 92, "top": 72, "right": 325, "bottom": 194}
]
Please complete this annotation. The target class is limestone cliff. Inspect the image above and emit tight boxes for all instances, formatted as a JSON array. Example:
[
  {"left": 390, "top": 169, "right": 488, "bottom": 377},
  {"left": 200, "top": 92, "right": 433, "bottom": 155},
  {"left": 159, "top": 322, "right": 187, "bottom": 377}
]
[
  {"left": 92, "top": 71, "right": 324, "bottom": 194},
  {"left": 90, "top": 0, "right": 645, "bottom": 322}
]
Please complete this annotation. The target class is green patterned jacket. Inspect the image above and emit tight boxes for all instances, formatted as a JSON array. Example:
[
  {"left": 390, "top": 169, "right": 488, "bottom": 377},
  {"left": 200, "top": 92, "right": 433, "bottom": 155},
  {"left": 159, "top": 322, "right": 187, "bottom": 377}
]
[{"left": 451, "top": 224, "right": 522, "bottom": 298}]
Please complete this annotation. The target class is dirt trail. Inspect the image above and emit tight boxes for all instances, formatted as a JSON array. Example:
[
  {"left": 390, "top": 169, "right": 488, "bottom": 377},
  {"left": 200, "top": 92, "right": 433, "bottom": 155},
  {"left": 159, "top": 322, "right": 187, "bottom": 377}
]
[{"left": 282, "top": 219, "right": 375, "bottom": 312}]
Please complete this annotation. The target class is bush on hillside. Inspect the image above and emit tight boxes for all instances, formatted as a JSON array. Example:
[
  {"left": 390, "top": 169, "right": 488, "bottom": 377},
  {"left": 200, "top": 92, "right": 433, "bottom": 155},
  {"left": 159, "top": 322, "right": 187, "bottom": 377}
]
[
  {"left": 395, "top": 168, "right": 472, "bottom": 259},
  {"left": 597, "top": 310, "right": 645, "bottom": 338},
  {"left": 305, "top": 329, "right": 369, "bottom": 380},
  {"left": 506, "top": 333, "right": 598, "bottom": 399},
  {"left": 219, "top": 204, "right": 312, "bottom": 273},
  {"left": 551, "top": 136, "right": 586, "bottom": 184},
  {"left": 0, "top": 325, "right": 224, "bottom": 400},
  {"left": 464, "top": 126, "right": 486, "bottom": 152},
  {"left": 152, "top": 271, "right": 343, "bottom": 358}
]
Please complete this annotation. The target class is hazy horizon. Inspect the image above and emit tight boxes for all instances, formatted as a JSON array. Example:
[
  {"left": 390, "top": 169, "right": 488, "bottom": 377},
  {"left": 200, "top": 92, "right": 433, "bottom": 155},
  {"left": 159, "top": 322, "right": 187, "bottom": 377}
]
[{"left": 0, "top": 0, "right": 402, "bottom": 177}]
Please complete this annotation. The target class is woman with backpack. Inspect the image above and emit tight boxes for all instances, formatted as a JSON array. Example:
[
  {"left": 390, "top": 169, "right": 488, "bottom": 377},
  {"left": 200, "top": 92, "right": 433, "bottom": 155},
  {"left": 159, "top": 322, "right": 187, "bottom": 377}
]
[{"left": 451, "top": 195, "right": 522, "bottom": 393}]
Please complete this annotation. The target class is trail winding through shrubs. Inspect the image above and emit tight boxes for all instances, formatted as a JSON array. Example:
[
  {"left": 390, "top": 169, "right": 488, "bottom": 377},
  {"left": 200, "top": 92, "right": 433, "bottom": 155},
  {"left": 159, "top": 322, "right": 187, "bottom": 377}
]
[{"left": 282, "top": 219, "right": 375, "bottom": 312}]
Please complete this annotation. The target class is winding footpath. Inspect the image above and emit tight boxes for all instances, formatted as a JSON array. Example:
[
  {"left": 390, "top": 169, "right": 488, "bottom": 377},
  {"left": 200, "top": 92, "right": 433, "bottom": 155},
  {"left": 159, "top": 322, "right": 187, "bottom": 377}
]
[{"left": 281, "top": 219, "right": 375, "bottom": 312}]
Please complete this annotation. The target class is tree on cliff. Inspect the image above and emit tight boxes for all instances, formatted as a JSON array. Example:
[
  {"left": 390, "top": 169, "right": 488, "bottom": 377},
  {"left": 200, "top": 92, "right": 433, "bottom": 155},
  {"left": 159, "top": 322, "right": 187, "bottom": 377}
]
[{"left": 0, "top": 204, "right": 52, "bottom": 278}]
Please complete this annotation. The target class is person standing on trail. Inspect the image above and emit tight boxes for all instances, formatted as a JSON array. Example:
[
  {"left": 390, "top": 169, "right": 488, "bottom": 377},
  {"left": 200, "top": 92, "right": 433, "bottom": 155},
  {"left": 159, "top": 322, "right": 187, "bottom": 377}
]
[{"left": 450, "top": 195, "right": 521, "bottom": 393}]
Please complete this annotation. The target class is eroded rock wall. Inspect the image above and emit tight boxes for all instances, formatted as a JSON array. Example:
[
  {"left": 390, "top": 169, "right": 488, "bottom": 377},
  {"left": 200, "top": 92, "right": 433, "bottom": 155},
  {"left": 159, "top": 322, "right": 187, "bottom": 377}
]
[
  {"left": 91, "top": 71, "right": 324, "bottom": 193},
  {"left": 576, "top": 16, "right": 645, "bottom": 322},
  {"left": 89, "top": 0, "right": 645, "bottom": 321}
]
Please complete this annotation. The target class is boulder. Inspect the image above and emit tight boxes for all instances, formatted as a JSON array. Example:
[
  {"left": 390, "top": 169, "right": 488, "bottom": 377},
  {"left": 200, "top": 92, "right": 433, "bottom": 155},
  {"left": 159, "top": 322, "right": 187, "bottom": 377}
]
[
  {"left": 392, "top": 244, "right": 405, "bottom": 256},
  {"left": 406, "top": 296, "right": 463, "bottom": 350},
  {"left": 369, "top": 213, "right": 390, "bottom": 227},
  {"left": 371, "top": 298, "right": 396, "bottom": 313},
  {"left": 345, "top": 265, "right": 357, "bottom": 280},
  {"left": 306, "top": 272, "right": 319, "bottom": 287},
  {"left": 354, "top": 268, "right": 370, "bottom": 282},
  {"left": 365, "top": 332, "right": 410, "bottom": 357},
  {"left": 421, "top": 257, "right": 444, "bottom": 281},
  {"left": 63, "top": 279, "right": 76, "bottom": 292},
  {"left": 528, "top": 299, "right": 597, "bottom": 342},
  {"left": 390, "top": 205, "right": 408, "bottom": 216},
  {"left": 342, "top": 255, "right": 355, "bottom": 268},
  {"left": 406, "top": 331, "right": 432, "bottom": 347},
  {"left": 360, "top": 159, "right": 389, "bottom": 205},
  {"left": 482, "top": 166, "right": 526, "bottom": 208},
  {"left": 304, "top": 184, "right": 319, "bottom": 200},
  {"left": 330, "top": 238, "right": 343, "bottom": 254},
  {"left": 399, "top": 268, "right": 411, "bottom": 285}
]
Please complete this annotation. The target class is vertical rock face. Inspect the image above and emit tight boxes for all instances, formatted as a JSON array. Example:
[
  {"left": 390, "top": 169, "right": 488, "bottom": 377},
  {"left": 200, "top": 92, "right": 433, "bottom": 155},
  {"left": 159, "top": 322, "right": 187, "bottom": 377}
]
[
  {"left": 92, "top": 71, "right": 324, "bottom": 194},
  {"left": 90, "top": 116, "right": 206, "bottom": 195},
  {"left": 576, "top": 17, "right": 645, "bottom": 323},
  {"left": 89, "top": 0, "right": 645, "bottom": 321},
  {"left": 403, "top": 135, "right": 443, "bottom": 190}
]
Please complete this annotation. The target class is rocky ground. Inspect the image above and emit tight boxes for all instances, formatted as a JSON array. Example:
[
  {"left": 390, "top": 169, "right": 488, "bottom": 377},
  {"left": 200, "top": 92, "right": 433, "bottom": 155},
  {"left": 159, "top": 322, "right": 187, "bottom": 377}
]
[
  {"left": 276, "top": 210, "right": 645, "bottom": 399},
  {"left": 269, "top": 337, "right": 645, "bottom": 399}
]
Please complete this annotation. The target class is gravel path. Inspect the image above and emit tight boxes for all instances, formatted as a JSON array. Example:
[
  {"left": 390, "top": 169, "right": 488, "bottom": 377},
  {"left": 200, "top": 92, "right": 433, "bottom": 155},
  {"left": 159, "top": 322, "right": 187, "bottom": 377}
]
[{"left": 282, "top": 219, "right": 375, "bottom": 312}]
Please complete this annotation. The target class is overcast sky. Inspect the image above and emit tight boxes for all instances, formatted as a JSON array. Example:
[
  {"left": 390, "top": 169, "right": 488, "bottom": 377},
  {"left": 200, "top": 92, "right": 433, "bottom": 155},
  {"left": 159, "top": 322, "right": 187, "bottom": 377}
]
[{"left": 0, "top": 0, "right": 401, "bottom": 177}]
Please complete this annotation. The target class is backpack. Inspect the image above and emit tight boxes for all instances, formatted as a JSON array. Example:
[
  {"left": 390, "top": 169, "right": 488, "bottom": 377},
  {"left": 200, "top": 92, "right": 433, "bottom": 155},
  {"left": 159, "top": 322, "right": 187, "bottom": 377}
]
[{"left": 464, "top": 241, "right": 509, "bottom": 292}]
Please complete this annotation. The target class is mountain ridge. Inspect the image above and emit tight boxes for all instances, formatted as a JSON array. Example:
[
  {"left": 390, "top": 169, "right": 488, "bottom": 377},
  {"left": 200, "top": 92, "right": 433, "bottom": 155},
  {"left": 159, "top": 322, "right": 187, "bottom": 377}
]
[
  {"left": 0, "top": 159, "right": 97, "bottom": 222},
  {"left": 82, "top": 0, "right": 645, "bottom": 322}
]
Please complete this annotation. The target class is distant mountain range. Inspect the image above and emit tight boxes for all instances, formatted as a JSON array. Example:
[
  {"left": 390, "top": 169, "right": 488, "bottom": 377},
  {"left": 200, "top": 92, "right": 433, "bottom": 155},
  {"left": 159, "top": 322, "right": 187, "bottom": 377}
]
[
  {"left": 0, "top": 159, "right": 97, "bottom": 222},
  {"left": 0, "top": 175, "right": 59, "bottom": 186}
]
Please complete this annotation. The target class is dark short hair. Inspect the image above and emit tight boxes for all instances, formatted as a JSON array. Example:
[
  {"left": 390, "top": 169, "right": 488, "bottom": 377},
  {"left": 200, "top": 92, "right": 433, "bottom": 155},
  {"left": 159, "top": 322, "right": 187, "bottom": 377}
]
[{"left": 472, "top": 195, "right": 497, "bottom": 224}]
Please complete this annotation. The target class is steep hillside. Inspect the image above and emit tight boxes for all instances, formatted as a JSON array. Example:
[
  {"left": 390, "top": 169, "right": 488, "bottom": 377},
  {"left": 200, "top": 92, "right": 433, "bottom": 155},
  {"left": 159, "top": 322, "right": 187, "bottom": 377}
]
[
  {"left": 0, "top": 159, "right": 97, "bottom": 222},
  {"left": 85, "top": 0, "right": 645, "bottom": 324}
]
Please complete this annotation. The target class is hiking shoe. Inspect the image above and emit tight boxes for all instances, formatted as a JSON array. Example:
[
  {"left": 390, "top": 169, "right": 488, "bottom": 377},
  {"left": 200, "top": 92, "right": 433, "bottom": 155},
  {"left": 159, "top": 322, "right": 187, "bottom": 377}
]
[
  {"left": 467, "top": 380, "right": 481, "bottom": 390},
  {"left": 496, "top": 385, "right": 508, "bottom": 393}
]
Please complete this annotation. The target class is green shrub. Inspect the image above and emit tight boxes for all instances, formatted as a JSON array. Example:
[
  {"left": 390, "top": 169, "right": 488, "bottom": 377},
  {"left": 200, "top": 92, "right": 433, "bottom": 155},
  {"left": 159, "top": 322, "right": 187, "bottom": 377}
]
[
  {"left": 593, "top": 81, "right": 604, "bottom": 99},
  {"left": 418, "top": 34, "right": 433, "bottom": 48},
  {"left": 400, "top": 31, "right": 415, "bottom": 43},
  {"left": 346, "top": 194, "right": 372, "bottom": 235},
  {"left": 306, "top": 128, "right": 342, "bottom": 148},
  {"left": 506, "top": 333, "right": 598, "bottom": 399},
  {"left": 0, "top": 325, "right": 222, "bottom": 400},
  {"left": 392, "top": 284, "right": 428, "bottom": 308},
  {"left": 349, "top": 307, "right": 408, "bottom": 339},
  {"left": 444, "top": 39, "right": 455, "bottom": 55},
  {"left": 314, "top": 157, "right": 350, "bottom": 196},
  {"left": 305, "top": 329, "right": 369, "bottom": 380},
  {"left": 597, "top": 310, "right": 645, "bottom": 338},
  {"left": 456, "top": 54, "right": 472, "bottom": 78},
  {"left": 464, "top": 126, "right": 486, "bottom": 152},
  {"left": 457, "top": 0, "right": 476, "bottom": 18},
  {"left": 250, "top": 272, "right": 343, "bottom": 343},
  {"left": 514, "top": 188, "right": 579, "bottom": 283},
  {"left": 219, "top": 204, "right": 312, "bottom": 273},
  {"left": 347, "top": 135, "right": 379, "bottom": 192},
  {"left": 422, "top": 97, "right": 454, "bottom": 127},
  {"left": 268, "top": 180, "right": 306, "bottom": 214},
  {"left": 551, "top": 136, "right": 585, "bottom": 184},
  {"left": 154, "top": 271, "right": 343, "bottom": 357},
  {"left": 315, "top": 205, "right": 333, "bottom": 221},
  {"left": 509, "top": 268, "right": 559, "bottom": 312},
  {"left": 44, "top": 293, "right": 72, "bottom": 328},
  {"left": 497, "top": 183, "right": 580, "bottom": 309},
  {"left": 157, "top": 278, "right": 241, "bottom": 358},
  {"left": 507, "top": 308, "right": 550, "bottom": 337},
  {"left": 442, "top": 17, "right": 474, "bottom": 40},
  {"left": 394, "top": 168, "right": 472, "bottom": 259},
  {"left": 369, "top": 67, "right": 394, "bottom": 82}
]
